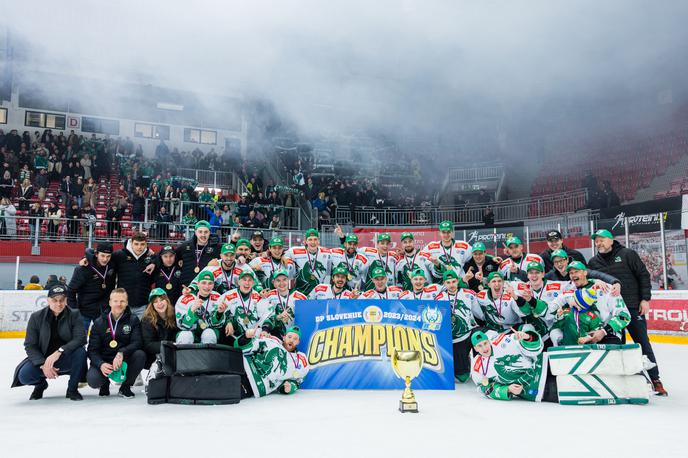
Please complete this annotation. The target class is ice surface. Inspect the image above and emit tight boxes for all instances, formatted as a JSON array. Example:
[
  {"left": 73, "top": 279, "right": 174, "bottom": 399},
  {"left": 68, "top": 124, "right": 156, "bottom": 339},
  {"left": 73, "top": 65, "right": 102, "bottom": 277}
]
[{"left": 1, "top": 340, "right": 685, "bottom": 457}]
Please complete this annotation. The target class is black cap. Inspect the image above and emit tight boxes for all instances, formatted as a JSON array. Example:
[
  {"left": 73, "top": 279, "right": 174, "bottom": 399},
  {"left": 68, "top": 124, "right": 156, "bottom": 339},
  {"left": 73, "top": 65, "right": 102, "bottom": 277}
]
[
  {"left": 546, "top": 230, "right": 562, "bottom": 241},
  {"left": 96, "top": 242, "right": 113, "bottom": 254},
  {"left": 48, "top": 285, "right": 68, "bottom": 298},
  {"left": 252, "top": 231, "right": 264, "bottom": 240},
  {"left": 160, "top": 245, "right": 175, "bottom": 255}
]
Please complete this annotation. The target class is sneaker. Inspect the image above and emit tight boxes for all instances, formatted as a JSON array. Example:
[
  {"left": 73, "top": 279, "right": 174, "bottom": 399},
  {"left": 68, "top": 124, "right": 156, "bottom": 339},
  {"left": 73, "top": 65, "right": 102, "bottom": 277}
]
[
  {"left": 652, "top": 379, "right": 668, "bottom": 396},
  {"left": 29, "top": 381, "right": 49, "bottom": 400},
  {"left": 99, "top": 383, "right": 110, "bottom": 397},
  {"left": 66, "top": 390, "right": 83, "bottom": 401},
  {"left": 118, "top": 385, "right": 135, "bottom": 399}
]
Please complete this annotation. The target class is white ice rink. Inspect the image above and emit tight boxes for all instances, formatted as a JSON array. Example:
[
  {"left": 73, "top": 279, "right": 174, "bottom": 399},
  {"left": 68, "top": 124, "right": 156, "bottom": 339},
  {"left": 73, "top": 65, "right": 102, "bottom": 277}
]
[{"left": 1, "top": 339, "right": 685, "bottom": 458}]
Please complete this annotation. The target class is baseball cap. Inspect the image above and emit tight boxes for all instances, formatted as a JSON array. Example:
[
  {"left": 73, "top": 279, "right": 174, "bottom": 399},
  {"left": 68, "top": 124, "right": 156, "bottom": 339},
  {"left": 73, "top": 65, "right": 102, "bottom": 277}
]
[
  {"left": 305, "top": 228, "right": 320, "bottom": 238},
  {"left": 148, "top": 288, "right": 167, "bottom": 302},
  {"left": 197, "top": 271, "right": 215, "bottom": 283},
  {"left": 345, "top": 234, "right": 359, "bottom": 243},
  {"left": 221, "top": 243, "right": 235, "bottom": 255},
  {"left": 269, "top": 237, "right": 284, "bottom": 247},
  {"left": 236, "top": 239, "right": 251, "bottom": 248},
  {"left": 439, "top": 220, "right": 453, "bottom": 232},
  {"left": 194, "top": 220, "right": 210, "bottom": 230},
  {"left": 96, "top": 242, "right": 113, "bottom": 254},
  {"left": 550, "top": 248, "right": 568, "bottom": 261},
  {"left": 159, "top": 245, "right": 175, "bottom": 255},
  {"left": 506, "top": 236, "right": 522, "bottom": 246},
  {"left": 332, "top": 266, "right": 349, "bottom": 277},
  {"left": 377, "top": 233, "right": 391, "bottom": 242},
  {"left": 546, "top": 230, "right": 562, "bottom": 241},
  {"left": 48, "top": 284, "right": 68, "bottom": 298},
  {"left": 286, "top": 326, "right": 301, "bottom": 338},
  {"left": 471, "top": 331, "right": 489, "bottom": 346},
  {"left": 251, "top": 230, "right": 264, "bottom": 240},
  {"left": 472, "top": 242, "right": 486, "bottom": 253},
  {"left": 272, "top": 269, "right": 289, "bottom": 280},
  {"left": 370, "top": 266, "right": 386, "bottom": 279},
  {"left": 591, "top": 229, "right": 614, "bottom": 240},
  {"left": 526, "top": 261, "right": 544, "bottom": 272},
  {"left": 239, "top": 271, "right": 254, "bottom": 280},
  {"left": 411, "top": 268, "right": 426, "bottom": 279},
  {"left": 400, "top": 232, "right": 414, "bottom": 241},
  {"left": 443, "top": 270, "right": 458, "bottom": 281},
  {"left": 486, "top": 272, "right": 503, "bottom": 282},
  {"left": 566, "top": 261, "right": 588, "bottom": 272}
]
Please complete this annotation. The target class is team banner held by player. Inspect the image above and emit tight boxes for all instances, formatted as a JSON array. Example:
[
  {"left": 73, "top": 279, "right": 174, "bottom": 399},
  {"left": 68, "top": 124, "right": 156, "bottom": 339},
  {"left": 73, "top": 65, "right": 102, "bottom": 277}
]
[{"left": 295, "top": 299, "right": 455, "bottom": 390}]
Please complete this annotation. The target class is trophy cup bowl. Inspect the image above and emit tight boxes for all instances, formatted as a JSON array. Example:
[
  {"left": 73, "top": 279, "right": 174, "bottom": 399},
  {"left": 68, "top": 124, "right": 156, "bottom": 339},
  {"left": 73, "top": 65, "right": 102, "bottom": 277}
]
[{"left": 391, "top": 349, "right": 424, "bottom": 413}]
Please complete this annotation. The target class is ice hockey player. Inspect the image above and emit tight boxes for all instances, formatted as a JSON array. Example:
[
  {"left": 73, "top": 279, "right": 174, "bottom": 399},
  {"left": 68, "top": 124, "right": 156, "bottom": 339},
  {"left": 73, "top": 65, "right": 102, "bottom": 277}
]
[
  {"left": 399, "top": 268, "right": 441, "bottom": 300},
  {"left": 188, "top": 243, "right": 259, "bottom": 295},
  {"left": 329, "top": 234, "right": 368, "bottom": 290},
  {"left": 175, "top": 271, "right": 227, "bottom": 344},
  {"left": 423, "top": 220, "right": 472, "bottom": 283},
  {"left": 259, "top": 269, "right": 307, "bottom": 338},
  {"left": 395, "top": 232, "right": 433, "bottom": 291},
  {"left": 550, "top": 287, "right": 603, "bottom": 346},
  {"left": 220, "top": 271, "right": 270, "bottom": 339},
  {"left": 249, "top": 237, "right": 296, "bottom": 290},
  {"left": 359, "top": 233, "right": 399, "bottom": 290},
  {"left": 474, "top": 272, "right": 522, "bottom": 331},
  {"left": 361, "top": 266, "right": 404, "bottom": 299},
  {"left": 498, "top": 236, "right": 544, "bottom": 281},
  {"left": 308, "top": 265, "right": 360, "bottom": 300},
  {"left": 285, "top": 228, "right": 333, "bottom": 296}
]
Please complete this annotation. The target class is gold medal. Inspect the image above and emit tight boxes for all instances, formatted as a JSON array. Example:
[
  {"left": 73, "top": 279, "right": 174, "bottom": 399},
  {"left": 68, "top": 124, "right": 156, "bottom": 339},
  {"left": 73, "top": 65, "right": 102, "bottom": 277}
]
[
  {"left": 481, "top": 377, "right": 489, "bottom": 387},
  {"left": 293, "top": 370, "right": 300, "bottom": 379},
  {"left": 109, "top": 340, "right": 118, "bottom": 349},
  {"left": 243, "top": 317, "right": 249, "bottom": 325},
  {"left": 166, "top": 283, "right": 173, "bottom": 290},
  {"left": 200, "top": 322, "right": 208, "bottom": 330},
  {"left": 310, "top": 274, "right": 316, "bottom": 281},
  {"left": 194, "top": 266, "right": 200, "bottom": 273},
  {"left": 347, "top": 274, "right": 353, "bottom": 281},
  {"left": 101, "top": 283, "right": 106, "bottom": 289}
]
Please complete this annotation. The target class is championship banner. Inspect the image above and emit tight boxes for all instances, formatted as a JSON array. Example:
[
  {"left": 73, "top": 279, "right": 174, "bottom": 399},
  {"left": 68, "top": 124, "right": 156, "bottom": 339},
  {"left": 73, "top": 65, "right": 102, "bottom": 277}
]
[
  {"left": 647, "top": 290, "right": 688, "bottom": 335},
  {"left": 295, "top": 299, "right": 455, "bottom": 390}
]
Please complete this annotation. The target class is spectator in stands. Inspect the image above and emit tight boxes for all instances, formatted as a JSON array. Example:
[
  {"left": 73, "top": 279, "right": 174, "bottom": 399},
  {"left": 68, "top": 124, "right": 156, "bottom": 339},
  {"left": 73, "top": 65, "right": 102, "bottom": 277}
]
[
  {"left": 12, "top": 284, "right": 87, "bottom": 401},
  {"left": 245, "top": 209, "right": 262, "bottom": 229},
  {"left": 24, "top": 275, "right": 43, "bottom": 290},
  {"left": 163, "top": 184, "right": 178, "bottom": 217},
  {"left": 29, "top": 202, "right": 42, "bottom": 239},
  {"left": 60, "top": 175, "right": 73, "bottom": 205},
  {"left": 477, "top": 189, "right": 491, "bottom": 204},
  {"left": 83, "top": 176, "right": 96, "bottom": 208},
  {"left": 0, "top": 169, "right": 13, "bottom": 199},
  {"left": 268, "top": 214, "right": 281, "bottom": 230},
  {"left": 539, "top": 230, "right": 587, "bottom": 272},
  {"left": 182, "top": 207, "right": 197, "bottom": 229},
  {"left": 44, "top": 274, "right": 60, "bottom": 290},
  {"left": 73, "top": 176, "right": 84, "bottom": 208},
  {"left": 46, "top": 201, "right": 62, "bottom": 238},
  {"left": 482, "top": 207, "right": 495, "bottom": 227},
  {"left": 80, "top": 153, "right": 92, "bottom": 180},
  {"left": 0, "top": 197, "right": 17, "bottom": 237},
  {"left": 131, "top": 187, "right": 146, "bottom": 222},
  {"left": 602, "top": 181, "right": 621, "bottom": 208},
  {"left": 81, "top": 202, "right": 97, "bottom": 234},
  {"left": 35, "top": 168, "right": 49, "bottom": 201},
  {"left": 6, "top": 129, "right": 21, "bottom": 152},
  {"left": 106, "top": 203, "right": 122, "bottom": 238},
  {"left": 141, "top": 288, "right": 178, "bottom": 369},
  {"left": 148, "top": 183, "right": 161, "bottom": 218},
  {"left": 587, "top": 229, "right": 667, "bottom": 396},
  {"left": 155, "top": 205, "right": 172, "bottom": 239},
  {"left": 66, "top": 201, "right": 81, "bottom": 239},
  {"left": 237, "top": 194, "right": 251, "bottom": 223},
  {"left": 86, "top": 288, "right": 145, "bottom": 398},
  {"left": 18, "top": 178, "right": 34, "bottom": 212}
]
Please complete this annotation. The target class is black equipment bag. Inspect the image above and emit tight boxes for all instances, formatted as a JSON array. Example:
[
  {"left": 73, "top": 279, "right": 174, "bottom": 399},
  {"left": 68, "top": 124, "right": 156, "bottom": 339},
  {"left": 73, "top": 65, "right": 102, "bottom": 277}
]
[{"left": 160, "top": 341, "right": 245, "bottom": 376}]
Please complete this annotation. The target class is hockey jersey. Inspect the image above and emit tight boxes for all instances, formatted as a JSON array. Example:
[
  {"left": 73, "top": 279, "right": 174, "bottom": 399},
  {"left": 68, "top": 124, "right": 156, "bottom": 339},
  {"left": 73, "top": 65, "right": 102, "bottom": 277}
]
[
  {"left": 189, "top": 261, "right": 260, "bottom": 295},
  {"left": 239, "top": 335, "right": 309, "bottom": 397},
  {"left": 285, "top": 246, "right": 333, "bottom": 296},
  {"left": 359, "top": 247, "right": 398, "bottom": 290},
  {"left": 219, "top": 288, "right": 270, "bottom": 336},
  {"left": 422, "top": 240, "right": 472, "bottom": 282},
  {"left": 259, "top": 289, "right": 307, "bottom": 337},
  {"left": 249, "top": 255, "right": 296, "bottom": 290},
  {"left": 399, "top": 283, "right": 442, "bottom": 300},
  {"left": 361, "top": 286, "right": 404, "bottom": 300},
  {"left": 308, "top": 283, "right": 357, "bottom": 300},
  {"left": 395, "top": 250, "right": 434, "bottom": 290},
  {"left": 175, "top": 291, "right": 225, "bottom": 331},
  {"left": 499, "top": 254, "right": 545, "bottom": 281},
  {"left": 328, "top": 247, "right": 369, "bottom": 289},
  {"left": 470, "top": 331, "right": 548, "bottom": 402},
  {"left": 508, "top": 280, "right": 567, "bottom": 339},
  {"left": 435, "top": 288, "right": 480, "bottom": 342},
  {"left": 474, "top": 289, "right": 522, "bottom": 331}
]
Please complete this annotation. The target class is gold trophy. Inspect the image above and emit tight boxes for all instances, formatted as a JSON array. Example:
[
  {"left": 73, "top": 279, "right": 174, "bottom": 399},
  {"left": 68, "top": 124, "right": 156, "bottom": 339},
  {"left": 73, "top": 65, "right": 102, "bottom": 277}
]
[{"left": 391, "top": 349, "right": 424, "bottom": 413}]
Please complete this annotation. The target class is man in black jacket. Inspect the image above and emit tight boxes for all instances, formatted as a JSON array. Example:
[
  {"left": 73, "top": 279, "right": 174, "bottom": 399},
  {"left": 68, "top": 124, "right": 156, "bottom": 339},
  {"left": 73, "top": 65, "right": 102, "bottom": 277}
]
[
  {"left": 86, "top": 288, "right": 145, "bottom": 398},
  {"left": 110, "top": 233, "right": 154, "bottom": 319},
  {"left": 461, "top": 242, "right": 500, "bottom": 292},
  {"left": 151, "top": 245, "right": 183, "bottom": 305},
  {"left": 545, "top": 248, "right": 621, "bottom": 291},
  {"left": 12, "top": 285, "right": 87, "bottom": 401},
  {"left": 174, "top": 220, "right": 222, "bottom": 286},
  {"left": 539, "top": 230, "right": 586, "bottom": 272},
  {"left": 587, "top": 229, "right": 667, "bottom": 396},
  {"left": 68, "top": 242, "right": 116, "bottom": 330}
]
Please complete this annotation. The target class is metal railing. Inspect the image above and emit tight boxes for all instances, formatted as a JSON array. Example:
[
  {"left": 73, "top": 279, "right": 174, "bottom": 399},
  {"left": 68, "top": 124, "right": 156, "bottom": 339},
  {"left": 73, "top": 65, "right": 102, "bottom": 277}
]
[
  {"left": 330, "top": 188, "right": 588, "bottom": 226},
  {"left": 446, "top": 165, "right": 505, "bottom": 182}
]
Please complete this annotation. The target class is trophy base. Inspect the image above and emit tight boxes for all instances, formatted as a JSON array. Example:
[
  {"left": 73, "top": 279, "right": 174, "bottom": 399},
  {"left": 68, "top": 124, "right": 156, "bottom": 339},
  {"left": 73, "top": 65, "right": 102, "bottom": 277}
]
[{"left": 399, "top": 400, "right": 418, "bottom": 413}]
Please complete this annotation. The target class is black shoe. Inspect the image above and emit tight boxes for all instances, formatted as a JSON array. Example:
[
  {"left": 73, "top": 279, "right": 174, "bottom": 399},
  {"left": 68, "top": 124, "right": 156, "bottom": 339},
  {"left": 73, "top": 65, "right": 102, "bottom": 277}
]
[
  {"left": 118, "top": 385, "right": 135, "bottom": 399},
  {"left": 66, "top": 390, "right": 83, "bottom": 401},
  {"left": 99, "top": 384, "right": 110, "bottom": 397},
  {"left": 29, "top": 381, "right": 48, "bottom": 400}
]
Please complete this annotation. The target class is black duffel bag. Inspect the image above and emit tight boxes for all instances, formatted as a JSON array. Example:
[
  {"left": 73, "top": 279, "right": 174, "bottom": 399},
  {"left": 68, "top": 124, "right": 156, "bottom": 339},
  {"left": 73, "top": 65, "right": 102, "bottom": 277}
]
[
  {"left": 160, "top": 342, "right": 245, "bottom": 376},
  {"left": 167, "top": 374, "right": 242, "bottom": 405}
]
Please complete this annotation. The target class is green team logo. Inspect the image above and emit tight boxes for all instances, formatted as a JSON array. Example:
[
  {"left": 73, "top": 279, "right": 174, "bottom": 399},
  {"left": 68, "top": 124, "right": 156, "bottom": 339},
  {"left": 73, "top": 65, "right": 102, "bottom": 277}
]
[
  {"left": 439, "top": 255, "right": 460, "bottom": 267},
  {"left": 253, "top": 344, "right": 288, "bottom": 377},
  {"left": 452, "top": 302, "right": 475, "bottom": 337},
  {"left": 494, "top": 354, "right": 527, "bottom": 382}
]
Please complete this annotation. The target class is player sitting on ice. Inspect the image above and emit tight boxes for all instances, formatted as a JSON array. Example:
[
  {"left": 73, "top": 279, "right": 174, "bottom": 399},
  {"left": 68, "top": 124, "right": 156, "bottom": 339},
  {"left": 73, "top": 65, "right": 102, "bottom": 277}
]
[
  {"left": 470, "top": 327, "right": 558, "bottom": 402},
  {"left": 308, "top": 265, "right": 360, "bottom": 300},
  {"left": 551, "top": 287, "right": 602, "bottom": 346},
  {"left": 361, "top": 266, "right": 403, "bottom": 299},
  {"left": 175, "top": 271, "right": 228, "bottom": 344},
  {"left": 399, "top": 268, "right": 441, "bottom": 300},
  {"left": 235, "top": 326, "right": 309, "bottom": 398},
  {"left": 259, "top": 269, "right": 307, "bottom": 339}
]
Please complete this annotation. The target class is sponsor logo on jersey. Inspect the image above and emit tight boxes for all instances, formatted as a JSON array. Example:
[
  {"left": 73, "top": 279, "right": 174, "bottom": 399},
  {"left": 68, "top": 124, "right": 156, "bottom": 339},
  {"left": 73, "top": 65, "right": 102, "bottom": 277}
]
[{"left": 122, "top": 325, "right": 131, "bottom": 334}]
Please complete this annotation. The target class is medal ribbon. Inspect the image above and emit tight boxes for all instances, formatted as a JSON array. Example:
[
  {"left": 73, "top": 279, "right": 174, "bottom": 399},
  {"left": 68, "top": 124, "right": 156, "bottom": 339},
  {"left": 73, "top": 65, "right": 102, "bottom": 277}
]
[
  {"left": 481, "top": 355, "right": 491, "bottom": 377},
  {"left": 223, "top": 266, "right": 235, "bottom": 291},
  {"left": 306, "top": 249, "right": 319, "bottom": 279},
  {"left": 90, "top": 264, "right": 109, "bottom": 284},
  {"left": 491, "top": 291, "right": 503, "bottom": 316},
  {"left": 161, "top": 266, "right": 175, "bottom": 284},
  {"left": 441, "top": 241, "right": 454, "bottom": 264},
  {"left": 195, "top": 242, "right": 206, "bottom": 268},
  {"left": 107, "top": 312, "right": 121, "bottom": 342},
  {"left": 277, "top": 293, "right": 290, "bottom": 313},
  {"left": 289, "top": 352, "right": 301, "bottom": 369},
  {"left": 239, "top": 292, "right": 252, "bottom": 320}
]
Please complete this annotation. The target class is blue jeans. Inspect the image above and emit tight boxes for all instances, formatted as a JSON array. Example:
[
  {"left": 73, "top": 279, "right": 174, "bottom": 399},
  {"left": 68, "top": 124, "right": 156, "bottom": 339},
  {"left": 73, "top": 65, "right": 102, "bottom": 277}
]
[{"left": 17, "top": 346, "right": 87, "bottom": 392}]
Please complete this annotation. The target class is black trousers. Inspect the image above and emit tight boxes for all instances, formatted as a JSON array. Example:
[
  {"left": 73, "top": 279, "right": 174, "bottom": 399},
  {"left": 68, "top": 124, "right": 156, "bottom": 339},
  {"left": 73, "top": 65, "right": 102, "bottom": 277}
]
[
  {"left": 623, "top": 308, "right": 659, "bottom": 380},
  {"left": 87, "top": 350, "right": 146, "bottom": 389},
  {"left": 453, "top": 339, "right": 471, "bottom": 378}
]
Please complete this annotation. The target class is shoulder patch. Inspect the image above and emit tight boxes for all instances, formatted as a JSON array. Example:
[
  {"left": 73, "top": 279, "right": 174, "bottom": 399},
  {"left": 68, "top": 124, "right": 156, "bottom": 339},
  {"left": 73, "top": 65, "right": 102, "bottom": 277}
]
[
  {"left": 477, "top": 291, "right": 487, "bottom": 299},
  {"left": 314, "top": 284, "right": 329, "bottom": 293},
  {"left": 180, "top": 294, "right": 195, "bottom": 305},
  {"left": 362, "top": 290, "right": 376, "bottom": 297},
  {"left": 427, "top": 242, "right": 441, "bottom": 249},
  {"left": 329, "top": 247, "right": 344, "bottom": 255},
  {"left": 292, "top": 247, "right": 307, "bottom": 255},
  {"left": 455, "top": 241, "right": 469, "bottom": 250},
  {"left": 210, "top": 292, "right": 221, "bottom": 300},
  {"left": 461, "top": 288, "right": 476, "bottom": 296},
  {"left": 526, "top": 254, "right": 543, "bottom": 262},
  {"left": 546, "top": 283, "right": 562, "bottom": 291},
  {"left": 499, "top": 260, "right": 511, "bottom": 269},
  {"left": 389, "top": 286, "right": 403, "bottom": 292},
  {"left": 356, "top": 254, "right": 368, "bottom": 264},
  {"left": 424, "top": 284, "right": 439, "bottom": 292},
  {"left": 363, "top": 247, "right": 378, "bottom": 254},
  {"left": 293, "top": 292, "right": 308, "bottom": 300},
  {"left": 418, "top": 251, "right": 431, "bottom": 259}
]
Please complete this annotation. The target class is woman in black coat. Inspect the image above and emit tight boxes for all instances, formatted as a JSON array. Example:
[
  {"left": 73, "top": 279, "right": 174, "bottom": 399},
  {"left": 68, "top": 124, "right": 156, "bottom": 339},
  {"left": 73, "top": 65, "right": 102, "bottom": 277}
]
[{"left": 140, "top": 288, "right": 178, "bottom": 369}]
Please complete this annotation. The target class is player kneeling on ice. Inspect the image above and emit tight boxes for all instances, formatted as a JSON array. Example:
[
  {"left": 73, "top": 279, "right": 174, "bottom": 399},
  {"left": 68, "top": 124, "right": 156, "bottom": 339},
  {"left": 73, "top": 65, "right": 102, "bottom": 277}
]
[
  {"left": 235, "top": 326, "right": 309, "bottom": 398},
  {"left": 470, "top": 328, "right": 558, "bottom": 402},
  {"left": 175, "top": 271, "right": 228, "bottom": 344}
]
